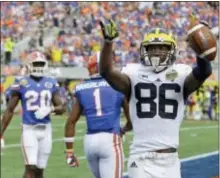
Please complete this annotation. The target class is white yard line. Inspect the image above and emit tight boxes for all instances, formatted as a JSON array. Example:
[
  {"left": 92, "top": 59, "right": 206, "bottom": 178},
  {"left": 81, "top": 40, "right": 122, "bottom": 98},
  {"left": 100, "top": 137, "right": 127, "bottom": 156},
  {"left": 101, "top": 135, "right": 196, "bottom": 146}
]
[
  {"left": 4, "top": 125, "right": 218, "bottom": 149},
  {"left": 181, "top": 151, "right": 219, "bottom": 162},
  {"left": 7, "top": 120, "right": 217, "bottom": 130},
  {"left": 7, "top": 120, "right": 88, "bottom": 130}
]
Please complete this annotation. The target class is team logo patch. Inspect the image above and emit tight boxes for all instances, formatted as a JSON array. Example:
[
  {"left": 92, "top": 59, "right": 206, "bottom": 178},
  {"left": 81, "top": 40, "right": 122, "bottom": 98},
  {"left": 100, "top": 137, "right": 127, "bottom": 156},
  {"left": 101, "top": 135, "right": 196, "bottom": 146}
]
[
  {"left": 138, "top": 73, "right": 148, "bottom": 81},
  {"left": 165, "top": 69, "right": 178, "bottom": 81},
  {"left": 45, "top": 82, "right": 53, "bottom": 89},
  {"left": 130, "top": 161, "right": 138, "bottom": 168},
  {"left": 19, "top": 79, "right": 28, "bottom": 86}
]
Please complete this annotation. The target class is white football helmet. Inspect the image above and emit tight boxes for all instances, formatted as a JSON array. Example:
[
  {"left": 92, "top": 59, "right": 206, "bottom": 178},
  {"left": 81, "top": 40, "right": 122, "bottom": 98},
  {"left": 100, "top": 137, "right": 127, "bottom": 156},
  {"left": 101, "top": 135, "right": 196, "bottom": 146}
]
[{"left": 26, "top": 51, "right": 48, "bottom": 77}]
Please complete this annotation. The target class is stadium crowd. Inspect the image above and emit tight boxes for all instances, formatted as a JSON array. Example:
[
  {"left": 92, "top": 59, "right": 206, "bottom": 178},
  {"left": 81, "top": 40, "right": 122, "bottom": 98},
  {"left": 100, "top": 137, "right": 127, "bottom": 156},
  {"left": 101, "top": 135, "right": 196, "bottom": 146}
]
[
  {"left": 185, "top": 83, "right": 219, "bottom": 121},
  {"left": 1, "top": 2, "right": 219, "bottom": 70}
]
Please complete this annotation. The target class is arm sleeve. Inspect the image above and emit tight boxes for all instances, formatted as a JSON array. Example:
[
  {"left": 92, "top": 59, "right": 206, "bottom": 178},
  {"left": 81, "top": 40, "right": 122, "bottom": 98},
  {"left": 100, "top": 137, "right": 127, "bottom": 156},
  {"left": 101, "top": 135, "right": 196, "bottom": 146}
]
[{"left": 192, "top": 56, "right": 212, "bottom": 81}]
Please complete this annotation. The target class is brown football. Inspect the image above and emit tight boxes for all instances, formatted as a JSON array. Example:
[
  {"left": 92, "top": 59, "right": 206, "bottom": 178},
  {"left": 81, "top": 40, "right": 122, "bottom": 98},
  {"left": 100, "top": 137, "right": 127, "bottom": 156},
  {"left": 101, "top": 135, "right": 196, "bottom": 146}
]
[{"left": 187, "top": 21, "right": 217, "bottom": 61}]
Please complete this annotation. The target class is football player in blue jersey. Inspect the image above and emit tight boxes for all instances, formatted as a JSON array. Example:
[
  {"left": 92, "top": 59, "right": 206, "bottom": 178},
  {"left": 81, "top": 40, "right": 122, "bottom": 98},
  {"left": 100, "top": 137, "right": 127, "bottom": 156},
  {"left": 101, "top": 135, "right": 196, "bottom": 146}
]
[
  {"left": 1, "top": 51, "right": 65, "bottom": 178},
  {"left": 64, "top": 55, "right": 132, "bottom": 178},
  {"left": 1, "top": 66, "right": 27, "bottom": 151}
]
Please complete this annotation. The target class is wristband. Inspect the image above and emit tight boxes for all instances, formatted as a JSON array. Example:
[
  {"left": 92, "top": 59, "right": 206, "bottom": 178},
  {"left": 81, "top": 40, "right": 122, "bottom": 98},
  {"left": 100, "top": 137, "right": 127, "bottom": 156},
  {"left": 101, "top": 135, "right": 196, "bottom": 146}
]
[{"left": 64, "top": 137, "right": 75, "bottom": 142}]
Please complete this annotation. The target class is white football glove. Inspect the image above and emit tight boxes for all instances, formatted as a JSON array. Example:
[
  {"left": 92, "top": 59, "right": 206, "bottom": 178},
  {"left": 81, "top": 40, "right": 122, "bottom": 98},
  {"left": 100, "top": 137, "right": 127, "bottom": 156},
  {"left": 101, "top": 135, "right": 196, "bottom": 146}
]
[
  {"left": 66, "top": 152, "right": 79, "bottom": 167},
  {"left": 34, "top": 106, "right": 54, "bottom": 120},
  {"left": 1, "top": 137, "right": 5, "bottom": 149}
]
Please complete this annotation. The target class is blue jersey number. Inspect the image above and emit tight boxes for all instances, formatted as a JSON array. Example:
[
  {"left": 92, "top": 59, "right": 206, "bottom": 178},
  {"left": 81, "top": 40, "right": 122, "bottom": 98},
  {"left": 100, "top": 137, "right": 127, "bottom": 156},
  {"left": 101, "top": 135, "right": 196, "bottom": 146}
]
[{"left": 24, "top": 90, "right": 52, "bottom": 111}]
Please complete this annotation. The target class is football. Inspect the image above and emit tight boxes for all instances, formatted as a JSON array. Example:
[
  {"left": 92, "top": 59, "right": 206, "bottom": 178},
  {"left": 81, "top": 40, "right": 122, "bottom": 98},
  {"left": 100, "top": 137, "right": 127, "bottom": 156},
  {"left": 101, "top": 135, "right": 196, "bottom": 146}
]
[{"left": 187, "top": 19, "right": 217, "bottom": 61}]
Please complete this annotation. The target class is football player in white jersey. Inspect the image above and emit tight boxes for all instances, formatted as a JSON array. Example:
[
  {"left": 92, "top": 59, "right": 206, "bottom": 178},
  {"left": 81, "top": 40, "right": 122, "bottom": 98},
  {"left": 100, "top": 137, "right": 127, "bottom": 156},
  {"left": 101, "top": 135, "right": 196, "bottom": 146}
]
[
  {"left": 1, "top": 51, "right": 65, "bottom": 178},
  {"left": 99, "top": 20, "right": 213, "bottom": 178}
]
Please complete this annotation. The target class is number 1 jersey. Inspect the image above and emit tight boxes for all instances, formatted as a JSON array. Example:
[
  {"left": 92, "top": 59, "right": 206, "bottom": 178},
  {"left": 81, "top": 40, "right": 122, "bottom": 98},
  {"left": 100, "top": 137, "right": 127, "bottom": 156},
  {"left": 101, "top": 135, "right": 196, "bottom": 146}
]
[
  {"left": 11, "top": 76, "right": 59, "bottom": 125},
  {"left": 122, "top": 63, "right": 192, "bottom": 154},
  {"left": 74, "top": 77, "right": 124, "bottom": 134}
]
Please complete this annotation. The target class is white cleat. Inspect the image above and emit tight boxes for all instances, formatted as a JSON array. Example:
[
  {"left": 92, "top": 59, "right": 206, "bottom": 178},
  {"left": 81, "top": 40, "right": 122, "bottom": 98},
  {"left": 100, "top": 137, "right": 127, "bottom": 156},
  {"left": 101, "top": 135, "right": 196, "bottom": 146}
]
[{"left": 1, "top": 138, "right": 5, "bottom": 149}]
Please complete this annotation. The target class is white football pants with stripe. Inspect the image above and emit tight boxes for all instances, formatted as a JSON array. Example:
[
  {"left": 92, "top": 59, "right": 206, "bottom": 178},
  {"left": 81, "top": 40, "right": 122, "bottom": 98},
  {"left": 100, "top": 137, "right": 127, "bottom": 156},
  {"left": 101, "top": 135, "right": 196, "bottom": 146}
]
[
  {"left": 84, "top": 133, "right": 124, "bottom": 178},
  {"left": 21, "top": 123, "right": 52, "bottom": 169}
]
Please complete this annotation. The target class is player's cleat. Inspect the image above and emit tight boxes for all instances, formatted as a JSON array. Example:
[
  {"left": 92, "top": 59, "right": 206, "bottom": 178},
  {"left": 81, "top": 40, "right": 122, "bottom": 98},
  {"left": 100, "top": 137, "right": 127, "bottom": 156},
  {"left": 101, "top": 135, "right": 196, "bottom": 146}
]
[{"left": 1, "top": 137, "right": 5, "bottom": 149}]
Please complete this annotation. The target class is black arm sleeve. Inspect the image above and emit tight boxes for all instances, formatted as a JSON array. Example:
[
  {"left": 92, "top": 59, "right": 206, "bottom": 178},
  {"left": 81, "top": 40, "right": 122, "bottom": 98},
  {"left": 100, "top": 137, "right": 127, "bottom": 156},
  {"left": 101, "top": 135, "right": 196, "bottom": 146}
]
[{"left": 192, "top": 56, "right": 212, "bottom": 81}]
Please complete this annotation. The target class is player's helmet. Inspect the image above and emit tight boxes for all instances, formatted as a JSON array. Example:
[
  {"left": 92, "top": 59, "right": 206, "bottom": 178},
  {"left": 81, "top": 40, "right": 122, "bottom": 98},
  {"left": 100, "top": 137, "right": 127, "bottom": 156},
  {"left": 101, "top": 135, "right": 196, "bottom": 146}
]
[
  {"left": 26, "top": 51, "right": 48, "bottom": 77},
  {"left": 87, "top": 54, "right": 99, "bottom": 76},
  {"left": 140, "top": 28, "right": 177, "bottom": 73}
]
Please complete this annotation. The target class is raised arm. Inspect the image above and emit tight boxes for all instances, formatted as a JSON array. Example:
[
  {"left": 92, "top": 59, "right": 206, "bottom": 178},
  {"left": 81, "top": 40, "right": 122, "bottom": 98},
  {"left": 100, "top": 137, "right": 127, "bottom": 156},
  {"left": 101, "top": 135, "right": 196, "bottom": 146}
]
[
  {"left": 183, "top": 56, "right": 212, "bottom": 100},
  {"left": 184, "top": 16, "right": 215, "bottom": 100},
  {"left": 99, "top": 20, "right": 131, "bottom": 98}
]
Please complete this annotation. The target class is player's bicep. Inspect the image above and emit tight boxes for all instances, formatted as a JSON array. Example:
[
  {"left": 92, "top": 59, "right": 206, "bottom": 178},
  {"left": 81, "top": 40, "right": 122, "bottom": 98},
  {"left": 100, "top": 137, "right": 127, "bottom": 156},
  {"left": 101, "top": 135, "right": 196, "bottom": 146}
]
[
  {"left": 105, "top": 68, "right": 131, "bottom": 98},
  {"left": 68, "top": 97, "right": 82, "bottom": 124},
  {"left": 183, "top": 72, "right": 203, "bottom": 100}
]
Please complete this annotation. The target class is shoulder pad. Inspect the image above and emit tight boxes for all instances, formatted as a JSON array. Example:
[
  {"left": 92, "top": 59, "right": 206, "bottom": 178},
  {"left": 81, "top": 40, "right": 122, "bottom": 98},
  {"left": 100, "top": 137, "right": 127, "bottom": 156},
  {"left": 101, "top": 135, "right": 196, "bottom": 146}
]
[{"left": 121, "top": 63, "right": 142, "bottom": 75}]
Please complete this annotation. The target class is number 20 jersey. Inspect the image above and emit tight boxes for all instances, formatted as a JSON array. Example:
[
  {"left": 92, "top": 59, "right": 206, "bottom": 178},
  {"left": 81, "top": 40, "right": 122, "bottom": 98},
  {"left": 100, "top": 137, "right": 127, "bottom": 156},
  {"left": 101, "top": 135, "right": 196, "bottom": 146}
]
[
  {"left": 11, "top": 76, "right": 59, "bottom": 125},
  {"left": 122, "top": 63, "right": 192, "bottom": 154}
]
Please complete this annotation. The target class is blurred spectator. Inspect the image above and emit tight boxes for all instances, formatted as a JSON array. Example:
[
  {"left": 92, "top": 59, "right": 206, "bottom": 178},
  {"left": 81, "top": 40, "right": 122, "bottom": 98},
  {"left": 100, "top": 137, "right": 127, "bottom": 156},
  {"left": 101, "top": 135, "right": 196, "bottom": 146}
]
[
  {"left": 4, "top": 37, "right": 15, "bottom": 64},
  {"left": 50, "top": 43, "right": 63, "bottom": 64},
  {"left": 208, "top": 2, "right": 219, "bottom": 10}
]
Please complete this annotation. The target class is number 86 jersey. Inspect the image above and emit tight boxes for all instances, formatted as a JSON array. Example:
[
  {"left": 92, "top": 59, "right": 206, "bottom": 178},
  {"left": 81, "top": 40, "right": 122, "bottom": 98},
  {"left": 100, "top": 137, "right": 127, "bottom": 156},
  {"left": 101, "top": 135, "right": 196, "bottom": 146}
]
[
  {"left": 11, "top": 76, "right": 59, "bottom": 125},
  {"left": 122, "top": 63, "right": 192, "bottom": 154}
]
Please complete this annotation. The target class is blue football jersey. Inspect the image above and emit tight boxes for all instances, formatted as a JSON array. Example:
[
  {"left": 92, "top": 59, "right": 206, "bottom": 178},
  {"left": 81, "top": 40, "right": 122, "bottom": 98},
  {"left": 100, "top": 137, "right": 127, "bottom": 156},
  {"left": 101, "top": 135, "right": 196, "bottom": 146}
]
[
  {"left": 75, "top": 76, "right": 124, "bottom": 134},
  {"left": 5, "top": 87, "right": 12, "bottom": 100},
  {"left": 5, "top": 76, "right": 23, "bottom": 100},
  {"left": 11, "top": 76, "right": 59, "bottom": 125}
]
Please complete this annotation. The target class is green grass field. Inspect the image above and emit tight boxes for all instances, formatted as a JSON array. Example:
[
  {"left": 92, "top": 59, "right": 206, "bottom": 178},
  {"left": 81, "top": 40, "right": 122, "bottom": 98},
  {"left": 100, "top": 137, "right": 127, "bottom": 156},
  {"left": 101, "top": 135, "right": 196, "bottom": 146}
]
[{"left": 1, "top": 115, "right": 218, "bottom": 178}]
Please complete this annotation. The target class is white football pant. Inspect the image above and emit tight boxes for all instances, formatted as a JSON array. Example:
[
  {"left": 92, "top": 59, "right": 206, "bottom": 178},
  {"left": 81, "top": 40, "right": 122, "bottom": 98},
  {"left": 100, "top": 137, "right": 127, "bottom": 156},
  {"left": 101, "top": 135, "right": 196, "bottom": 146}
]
[
  {"left": 128, "top": 152, "right": 181, "bottom": 178},
  {"left": 84, "top": 133, "right": 124, "bottom": 178},
  {"left": 21, "top": 123, "right": 52, "bottom": 169}
]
